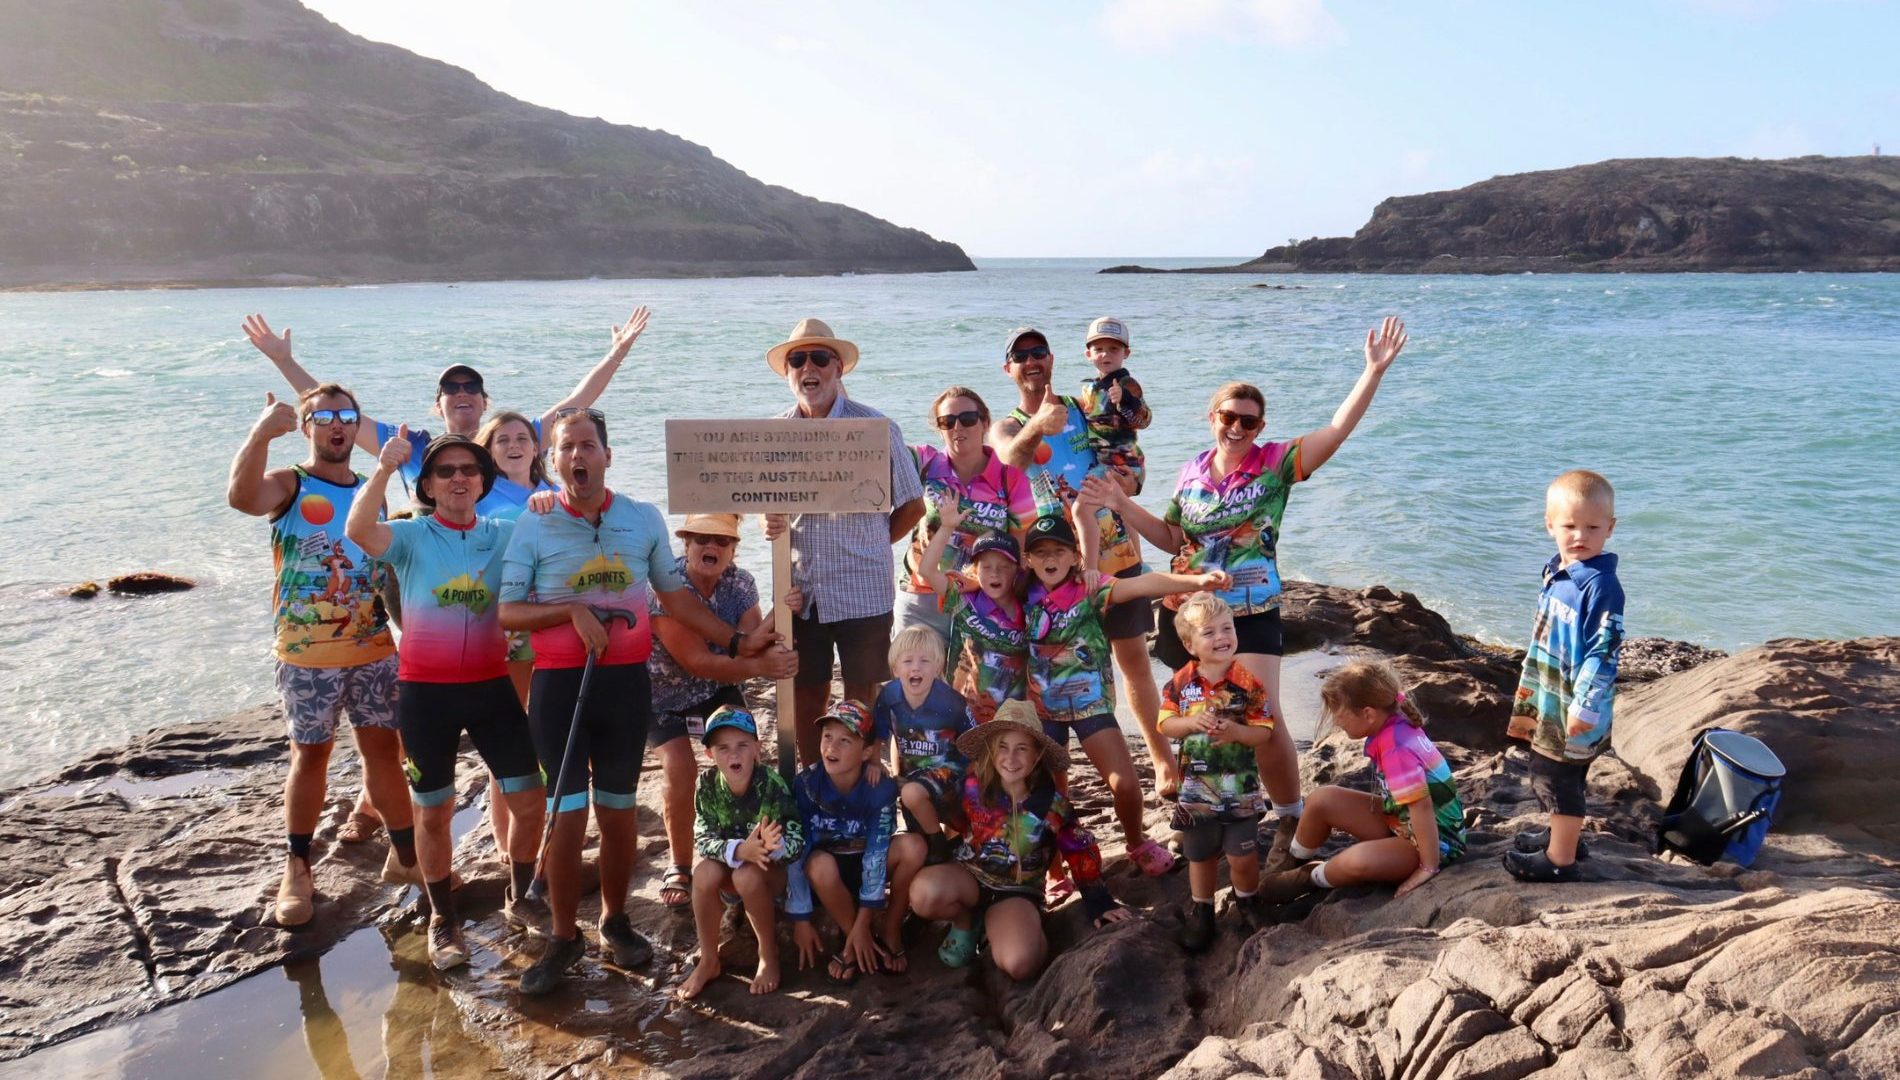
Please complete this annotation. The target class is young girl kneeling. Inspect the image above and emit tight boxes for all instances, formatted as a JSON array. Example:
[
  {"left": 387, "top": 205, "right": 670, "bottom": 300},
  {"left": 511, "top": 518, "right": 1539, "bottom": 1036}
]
[{"left": 1256, "top": 661, "right": 1466, "bottom": 903}]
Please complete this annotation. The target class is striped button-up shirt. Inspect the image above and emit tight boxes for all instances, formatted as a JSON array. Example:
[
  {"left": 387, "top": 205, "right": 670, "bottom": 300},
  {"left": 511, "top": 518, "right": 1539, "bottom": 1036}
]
[{"left": 774, "top": 393, "right": 924, "bottom": 623}]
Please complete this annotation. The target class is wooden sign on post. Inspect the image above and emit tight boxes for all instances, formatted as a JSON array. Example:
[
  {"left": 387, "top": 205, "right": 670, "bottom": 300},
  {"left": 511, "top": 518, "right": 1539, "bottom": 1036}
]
[{"left": 664, "top": 418, "right": 892, "bottom": 778}]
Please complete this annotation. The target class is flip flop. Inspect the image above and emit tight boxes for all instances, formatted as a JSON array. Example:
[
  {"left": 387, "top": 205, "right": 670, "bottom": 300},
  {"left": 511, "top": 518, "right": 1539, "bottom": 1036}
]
[
  {"left": 660, "top": 865, "right": 692, "bottom": 912},
  {"left": 826, "top": 952, "right": 860, "bottom": 986},
  {"left": 337, "top": 811, "right": 382, "bottom": 844},
  {"left": 880, "top": 940, "right": 909, "bottom": 976}
]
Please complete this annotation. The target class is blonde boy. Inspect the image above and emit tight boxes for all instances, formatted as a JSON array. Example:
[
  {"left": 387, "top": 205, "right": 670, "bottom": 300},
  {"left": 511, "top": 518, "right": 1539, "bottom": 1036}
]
[
  {"left": 1505, "top": 470, "right": 1625, "bottom": 883},
  {"left": 873, "top": 625, "right": 976, "bottom": 864}
]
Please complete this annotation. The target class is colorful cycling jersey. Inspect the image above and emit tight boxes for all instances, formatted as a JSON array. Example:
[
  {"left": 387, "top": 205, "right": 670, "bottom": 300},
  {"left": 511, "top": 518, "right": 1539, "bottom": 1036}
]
[
  {"left": 648, "top": 559, "right": 760, "bottom": 718},
  {"left": 1078, "top": 367, "right": 1149, "bottom": 479},
  {"left": 1007, "top": 396, "right": 1141, "bottom": 575},
  {"left": 380, "top": 514, "right": 514, "bottom": 683},
  {"left": 693, "top": 764, "right": 804, "bottom": 866},
  {"left": 873, "top": 679, "right": 974, "bottom": 775},
  {"left": 1366, "top": 714, "right": 1468, "bottom": 860},
  {"left": 949, "top": 772, "right": 1112, "bottom": 920},
  {"left": 376, "top": 419, "right": 542, "bottom": 486},
  {"left": 477, "top": 475, "right": 556, "bottom": 522},
  {"left": 270, "top": 467, "right": 395, "bottom": 668},
  {"left": 1025, "top": 571, "right": 1117, "bottom": 722},
  {"left": 1159, "top": 662, "right": 1274, "bottom": 818},
  {"left": 939, "top": 586, "right": 1028, "bottom": 724},
  {"left": 899, "top": 445, "right": 1036, "bottom": 593},
  {"left": 787, "top": 766, "right": 898, "bottom": 918},
  {"left": 498, "top": 489, "right": 684, "bottom": 669},
  {"left": 1163, "top": 440, "right": 1306, "bottom": 616}
]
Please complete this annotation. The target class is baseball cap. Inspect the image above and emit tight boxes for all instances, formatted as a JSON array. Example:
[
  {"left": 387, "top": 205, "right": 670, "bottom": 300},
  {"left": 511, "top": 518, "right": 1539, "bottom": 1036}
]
[
  {"left": 701, "top": 705, "right": 758, "bottom": 745},
  {"left": 818, "top": 699, "right": 877, "bottom": 743},
  {"left": 1003, "top": 326, "right": 1049, "bottom": 359},
  {"left": 970, "top": 533, "right": 1021, "bottom": 565},
  {"left": 436, "top": 364, "right": 484, "bottom": 391},
  {"left": 1086, "top": 317, "right": 1130, "bottom": 348},
  {"left": 1025, "top": 514, "right": 1079, "bottom": 551}
]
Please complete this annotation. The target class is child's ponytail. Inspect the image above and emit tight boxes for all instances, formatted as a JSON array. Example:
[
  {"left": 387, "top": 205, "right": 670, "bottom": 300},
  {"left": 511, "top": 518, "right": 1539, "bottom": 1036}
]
[{"left": 1320, "top": 660, "right": 1426, "bottom": 728}]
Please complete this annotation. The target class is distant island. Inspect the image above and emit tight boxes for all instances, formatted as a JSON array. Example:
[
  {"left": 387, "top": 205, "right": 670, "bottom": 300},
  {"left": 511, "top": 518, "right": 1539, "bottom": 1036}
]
[
  {"left": 1103, "top": 155, "right": 1900, "bottom": 275},
  {"left": 0, "top": 0, "right": 974, "bottom": 290}
]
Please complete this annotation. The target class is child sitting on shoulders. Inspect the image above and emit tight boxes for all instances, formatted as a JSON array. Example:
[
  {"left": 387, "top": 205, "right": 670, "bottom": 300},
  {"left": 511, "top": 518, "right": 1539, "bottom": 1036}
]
[
  {"left": 1255, "top": 662, "right": 1466, "bottom": 904},
  {"left": 1504, "top": 469, "right": 1625, "bottom": 882},
  {"left": 916, "top": 499, "right": 1028, "bottom": 725},
  {"left": 874, "top": 626, "right": 978, "bottom": 866},
  {"left": 1157, "top": 594, "right": 1279, "bottom": 951},
  {"left": 788, "top": 700, "right": 921, "bottom": 983},
  {"left": 1078, "top": 316, "right": 1149, "bottom": 485},
  {"left": 678, "top": 707, "right": 803, "bottom": 1001}
]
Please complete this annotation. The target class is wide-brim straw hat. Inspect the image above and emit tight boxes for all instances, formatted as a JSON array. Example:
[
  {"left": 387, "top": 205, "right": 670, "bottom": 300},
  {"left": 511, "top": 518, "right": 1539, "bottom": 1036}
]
[
  {"left": 675, "top": 513, "right": 742, "bottom": 541},
  {"left": 955, "top": 699, "right": 1070, "bottom": 772},
  {"left": 766, "top": 317, "right": 860, "bottom": 376}
]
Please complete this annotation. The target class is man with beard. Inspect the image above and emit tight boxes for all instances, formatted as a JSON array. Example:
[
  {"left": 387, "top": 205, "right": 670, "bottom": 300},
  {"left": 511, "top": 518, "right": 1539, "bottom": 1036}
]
[{"left": 226, "top": 383, "right": 418, "bottom": 927}]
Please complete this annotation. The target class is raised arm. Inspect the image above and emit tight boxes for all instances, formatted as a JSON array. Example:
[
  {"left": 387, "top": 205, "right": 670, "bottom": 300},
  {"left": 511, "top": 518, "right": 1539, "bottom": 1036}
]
[
  {"left": 915, "top": 495, "right": 965, "bottom": 596},
  {"left": 538, "top": 305, "right": 649, "bottom": 428},
  {"left": 992, "top": 398, "right": 1067, "bottom": 471},
  {"left": 1298, "top": 316, "right": 1407, "bottom": 475},
  {"left": 1106, "top": 568, "right": 1232, "bottom": 606},
  {"left": 226, "top": 393, "right": 302, "bottom": 517},
  {"left": 345, "top": 428, "right": 412, "bottom": 557},
  {"left": 1079, "top": 474, "right": 1181, "bottom": 552},
  {"left": 242, "top": 315, "right": 383, "bottom": 454}
]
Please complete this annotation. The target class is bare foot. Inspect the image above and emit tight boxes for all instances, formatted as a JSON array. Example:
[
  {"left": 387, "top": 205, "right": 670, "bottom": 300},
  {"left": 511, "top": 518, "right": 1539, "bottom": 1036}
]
[
  {"left": 677, "top": 955, "right": 721, "bottom": 1001},
  {"left": 750, "top": 954, "right": 781, "bottom": 995}
]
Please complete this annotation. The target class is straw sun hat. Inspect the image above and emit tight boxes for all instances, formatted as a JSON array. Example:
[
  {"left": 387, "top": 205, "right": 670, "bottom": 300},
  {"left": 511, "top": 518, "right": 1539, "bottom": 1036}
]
[
  {"left": 765, "top": 317, "right": 860, "bottom": 376},
  {"left": 955, "top": 699, "right": 1071, "bottom": 772}
]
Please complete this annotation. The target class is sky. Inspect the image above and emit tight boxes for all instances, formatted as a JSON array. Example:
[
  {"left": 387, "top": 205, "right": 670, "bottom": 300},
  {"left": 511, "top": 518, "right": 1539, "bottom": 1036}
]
[{"left": 301, "top": 0, "right": 1898, "bottom": 258}]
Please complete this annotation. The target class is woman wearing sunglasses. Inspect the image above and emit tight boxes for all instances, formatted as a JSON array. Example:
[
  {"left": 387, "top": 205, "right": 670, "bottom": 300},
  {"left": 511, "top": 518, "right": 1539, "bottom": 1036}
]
[
  {"left": 1082, "top": 317, "right": 1408, "bottom": 866},
  {"left": 895, "top": 387, "right": 1037, "bottom": 640}
]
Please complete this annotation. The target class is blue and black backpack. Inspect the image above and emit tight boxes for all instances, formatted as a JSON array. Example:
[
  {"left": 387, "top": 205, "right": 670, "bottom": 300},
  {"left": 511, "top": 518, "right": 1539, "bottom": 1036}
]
[{"left": 1655, "top": 727, "right": 1784, "bottom": 868}]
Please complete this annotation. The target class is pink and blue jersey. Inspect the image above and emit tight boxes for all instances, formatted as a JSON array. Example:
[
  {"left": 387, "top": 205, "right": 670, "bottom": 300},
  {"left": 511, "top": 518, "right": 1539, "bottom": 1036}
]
[
  {"left": 900, "top": 445, "right": 1035, "bottom": 592},
  {"left": 380, "top": 515, "right": 514, "bottom": 683},
  {"left": 1365, "top": 715, "right": 1467, "bottom": 861},
  {"left": 498, "top": 490, "right": 683, "bottom": 670}
]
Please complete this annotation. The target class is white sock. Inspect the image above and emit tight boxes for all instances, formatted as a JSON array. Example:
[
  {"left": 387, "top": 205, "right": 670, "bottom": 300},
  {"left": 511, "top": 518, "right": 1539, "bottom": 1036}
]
[
  {"left": 1310, "top": 862, "right": 1332, "bottom": 889},
  {"left": 1273, "top": 799, "right": 1305, "bottom": 819},
  {"left": 1289, "top": 841, "right": 1323, "bottom": 861},
  {"left": 1191, "top": 894, "right": 1215, "bottom": 906},
  {"left": 1232, "top": 886, "right": 1257, "bottom": 899}
]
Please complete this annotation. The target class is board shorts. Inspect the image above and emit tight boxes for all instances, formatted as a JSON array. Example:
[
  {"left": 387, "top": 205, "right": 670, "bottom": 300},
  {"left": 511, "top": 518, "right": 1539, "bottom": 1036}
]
[
  {"left": 1152, "top": 606, "right": 1284, "bottom": 671},
  {"left": 1041, "top": 712, "right": 1118, "bottom": 747},
  {"left": 275, "top": 655, "right": 400, "bottom": 745},
  {"left": 975, "top": 881, "right": 1045, "bottom": 916},
  {"left": 647, "top": 684, "right": 747, "bottom": 748},
  {"left": 811, "top": 847, "right": 866, "bottom": 900},
  {"left": 1103, "top": 564, "right": 1154, "bottom": 642},
  {"left": 528, "top": 662, "right": 652, "bottom": 814},
  {"left": 396, "top": 676, "right": 541, "bottom": 807},
  {"left": 1179, "top": 812, "right": 1262, "bottom": 863},
  {"left": 792, "top": 610, "right": 894, "bottom": 688}
]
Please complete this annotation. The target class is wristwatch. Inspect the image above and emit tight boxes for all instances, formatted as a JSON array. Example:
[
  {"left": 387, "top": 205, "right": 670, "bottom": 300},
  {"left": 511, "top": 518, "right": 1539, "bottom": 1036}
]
[{"left": 727, "top": 630, "right": 743, "bottom": 656}]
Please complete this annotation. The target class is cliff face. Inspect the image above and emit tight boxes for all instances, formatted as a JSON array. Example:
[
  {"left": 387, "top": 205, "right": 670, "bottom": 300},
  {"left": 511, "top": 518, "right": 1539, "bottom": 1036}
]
[
  {"left": 0, "top": 0, "right": 974, "bottom": 288},
  {"left": 1243, "top": 156, "right": 1900, "bottom": 273}
]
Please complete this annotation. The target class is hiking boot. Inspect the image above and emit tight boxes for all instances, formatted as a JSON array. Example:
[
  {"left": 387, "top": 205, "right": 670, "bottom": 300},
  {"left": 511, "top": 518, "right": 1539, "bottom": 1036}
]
[
  {"left": 1512, "top": 829, "right": 1591, "bottom": 860},
  {"left": 1502, "top": 850, "right": 1582, "bottom": 883},
  {"left": 502, "top": 885, "right": 552, "bottom": 938},
  {"left": 1239, "top": 895, "right": 1274, "bottom": 933},
  {"left": 1255, "top": 864, "right": 1320, "bottom": 904},
  {"left": 520, "top": 932, "right": 585, "bottom": 996},
  {"left": 427, "top": 916, "right": 469, "bottom": 971},
  {"left": 275, "top": 857, "right": 315, "bottom": 927},
  {"left": 598, "top": 912, "right": 653, "bottom": 968},
  {"left": 1179, "top": 900, "right": 1217, "bottom": 953},
  {"left": 1261, "top": 816, "right": 1304, "bottom": 874}
]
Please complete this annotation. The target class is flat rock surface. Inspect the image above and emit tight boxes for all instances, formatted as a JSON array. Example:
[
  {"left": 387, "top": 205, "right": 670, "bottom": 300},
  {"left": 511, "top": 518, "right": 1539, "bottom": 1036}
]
[{"left": 3, "top": 586, "right": 1895, "bottom": 1079}]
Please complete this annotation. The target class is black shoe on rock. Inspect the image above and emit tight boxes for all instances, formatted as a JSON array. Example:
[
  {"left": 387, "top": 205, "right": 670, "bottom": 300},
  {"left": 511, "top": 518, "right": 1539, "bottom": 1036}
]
[
  {"left": 1512, "top": 829, "right": 1590, "bottom": 859},
  {"left": 599, "top": 912, "right": 653, "bottom": 968},
  {"left": 1502, "top": 849, "right": 1582, "bottom": 883},
  {"left": 520, "top": 932, "right": 584, "bottom": 996},
  {"left": 1179, "top": 900, "right": 1217, "bottom": 953}
]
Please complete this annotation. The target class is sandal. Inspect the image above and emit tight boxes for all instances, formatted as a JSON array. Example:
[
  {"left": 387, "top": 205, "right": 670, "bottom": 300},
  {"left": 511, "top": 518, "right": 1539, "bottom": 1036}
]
[
  {"left": 880, "top": 942, "right": 909, "bottom": 975},
  {"left": 1128, "top": 838, "right": 1180, "bottom": 877},
  {"left": 660, "top": 865, "right": 692, "bottom": 912},
  {"left": 937, "top": 925, "right": 979, "bottom": 969},
  {"left": 337, "top": 810, "right": 382, "bottom": 844},
  {"left": 826, "top": 952, "right": 860, "bottom": 986}
]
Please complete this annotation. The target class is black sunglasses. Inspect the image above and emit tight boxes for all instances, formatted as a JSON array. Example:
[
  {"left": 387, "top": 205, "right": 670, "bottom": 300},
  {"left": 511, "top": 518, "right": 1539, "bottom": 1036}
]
[
  {"left": 303, "top": 408, "right": 361, "bottom": 427},
  {"left": 1007, "top": 345, "right": 1051, "bottom": 363},
  {"left": 1213, "top": 409, "right": 1264, "bottom": 432},
  {"left": 786, "top": 349, "right": 835, "bottom": 370},
  {"left": 685, "top": 533, "right": 736, "bottom": 548},
  {"left": 430, "top": 462, "right": 484, "bottom": 480},
  {"left": 438, "top": 378, "right": 484, "bottom": 396},
  {"left": 934, "top": 409, "right": 984, "bottom": 430}
]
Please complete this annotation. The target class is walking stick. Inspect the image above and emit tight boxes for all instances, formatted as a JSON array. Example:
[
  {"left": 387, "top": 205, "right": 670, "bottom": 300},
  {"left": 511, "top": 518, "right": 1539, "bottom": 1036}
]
[{"left": 529, "top": 608, "right": 634, "bottom": 896}]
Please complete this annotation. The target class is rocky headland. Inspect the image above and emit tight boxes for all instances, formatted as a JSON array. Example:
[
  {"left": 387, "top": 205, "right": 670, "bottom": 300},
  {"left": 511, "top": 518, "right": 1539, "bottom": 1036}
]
[
  {"left": 2, "top": 582, "right": 1894, "bottom": 1078},
  {"left": 1102, "top": 156, "right": 1900, "bottom": 276},
  {"left": 0, "top": 0, "right": 974, "bottom": 291}
]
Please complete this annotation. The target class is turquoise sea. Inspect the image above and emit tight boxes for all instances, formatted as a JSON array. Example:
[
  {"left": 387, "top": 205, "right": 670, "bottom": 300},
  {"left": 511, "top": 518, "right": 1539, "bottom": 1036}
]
[{"left": 1, "top": 260, "right": 1896, "bottom": 787}]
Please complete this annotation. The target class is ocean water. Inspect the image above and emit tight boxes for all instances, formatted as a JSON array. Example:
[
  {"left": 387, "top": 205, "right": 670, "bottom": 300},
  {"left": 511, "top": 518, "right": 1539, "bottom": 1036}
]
[{"left": 1, "top": 261, "right": 1895, "bottom": 788}]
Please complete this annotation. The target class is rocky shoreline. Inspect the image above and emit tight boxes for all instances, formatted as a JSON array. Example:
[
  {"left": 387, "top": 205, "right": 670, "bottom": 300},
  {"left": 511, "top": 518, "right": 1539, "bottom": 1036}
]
[{"left": 2, "top": 582, "right": 1894, "bottom": 1078}]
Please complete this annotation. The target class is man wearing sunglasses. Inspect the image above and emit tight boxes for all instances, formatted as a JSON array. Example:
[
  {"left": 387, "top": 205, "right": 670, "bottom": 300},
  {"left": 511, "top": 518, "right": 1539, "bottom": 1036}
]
[
  {"left": 226, "top": 383, "right": 416, "bottom": 929},
  {"left": 760, "top": 318, "right": 926, "bottom": 768},
  {"left": 992, "top": 327, "right": 1177, "bottom": 796},
  {"left": 241, "top": 305, "right": 651, "bottom": 485}
]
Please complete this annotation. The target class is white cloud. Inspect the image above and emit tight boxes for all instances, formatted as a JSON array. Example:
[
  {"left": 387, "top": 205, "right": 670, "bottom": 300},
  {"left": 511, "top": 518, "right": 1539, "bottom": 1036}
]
[
  {"left": 1099, "top": 0, "right": 1345, "bottom": 51},
  {"left": 770, "top": 34, "right": 828, "bottom": 54}
]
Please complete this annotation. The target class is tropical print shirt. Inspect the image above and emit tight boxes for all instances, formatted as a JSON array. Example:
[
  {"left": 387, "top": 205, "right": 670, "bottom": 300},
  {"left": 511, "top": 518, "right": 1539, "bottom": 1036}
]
[
  {"left": 940, "top": 585, "right": 1028, "bottom": 724},
  {"left": 948, "top": 772, "right": 1113, "bottom": 920},
  {"left": 1509, "top": 553, "right": 1626, "bottom": 763},
  {"left": 1159, "top": 662, "right": 1274, "bottom": 818},
  {"left": 270, "top": 467, "right": 395, "bottom": 668},
  {"left": 1026, "top": 571, "right": 1117, "bottom": 722},
  {"left": 647, "top": 560, "right": 759, "bottom": 719},
  {"left": 1007, "top": 396, "right": 1141, "bottom": 575},
  {"left": 786, "top": 766, "right": 899, "bottom": 917},
  {"left": 1078, "top": 367, "right": 1149, "bottom": 479},
  {"left": 1163, "top": 439, "right": 1306, "bottom": 616},
  {"left": 1366, "top": 714, "right": 1468, "bottom": 861},
  {"left": 693, "top": 764, "right": 803, "bottom": 867},
  {"left": 899, "top": 445, "right": 1035, "bottom": 593}
]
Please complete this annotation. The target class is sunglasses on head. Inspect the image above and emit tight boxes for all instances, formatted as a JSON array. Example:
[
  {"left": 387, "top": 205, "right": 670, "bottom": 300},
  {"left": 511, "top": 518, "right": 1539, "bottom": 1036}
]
[
  {"left": 1007, "top": 345, "right": 1051, "bottom": 363},
  {"left": 786, "top": 349, "right": 835, "bottom": 370},
  {"left": 304, "top": 408, "right": 361, "bottom": 427},
  {"left": 430, "top": 462, "right": 484, "bottom": 480},
  {"left": 438, "top": 378, "right": 483, "bottom": 396},
  {"left": 934, "top": 409, "right": 984, "bottom": 430},
  {"left": 1213, "top": 409, "right": 1264, "bottom": 432},
  {"left": 686, "top": 533, "right": 736, "bottom": 548},
  {"left": 554, "top": 407, "right": 606, "bottom": 423}
]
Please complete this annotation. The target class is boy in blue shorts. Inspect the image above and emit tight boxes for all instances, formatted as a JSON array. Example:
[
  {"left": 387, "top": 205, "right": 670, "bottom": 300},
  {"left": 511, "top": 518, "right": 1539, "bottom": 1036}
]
[
  {"left": 1504, "top": 469, "right": 1626, "bottom": 883},
  {"left": 875, "top": 626, "right": 978, "bottom": 865}
]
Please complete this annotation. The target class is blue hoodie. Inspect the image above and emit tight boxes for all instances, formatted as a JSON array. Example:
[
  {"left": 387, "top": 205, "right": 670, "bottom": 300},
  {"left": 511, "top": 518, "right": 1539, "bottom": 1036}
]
[
  {"left": 785, "top": 764, "right": 899, "bottom": 919},
  {"left": 1509, "top": 552, "right": 1626, "bottom": 763}
]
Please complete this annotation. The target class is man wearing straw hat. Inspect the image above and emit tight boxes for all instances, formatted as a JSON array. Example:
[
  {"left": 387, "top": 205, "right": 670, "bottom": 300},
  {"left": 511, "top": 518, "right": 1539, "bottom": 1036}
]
[{"left": 762, "top": 318, "right": 926, "bottom": 768}]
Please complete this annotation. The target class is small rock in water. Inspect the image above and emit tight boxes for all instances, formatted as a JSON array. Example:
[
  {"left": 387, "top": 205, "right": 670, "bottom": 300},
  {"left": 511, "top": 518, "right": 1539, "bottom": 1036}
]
[
  {"left": 68, "top": 582, "right": 101, "bottom": 599},
  {"left": 106, "top": 573, "right": 196, "bottom": 596}
]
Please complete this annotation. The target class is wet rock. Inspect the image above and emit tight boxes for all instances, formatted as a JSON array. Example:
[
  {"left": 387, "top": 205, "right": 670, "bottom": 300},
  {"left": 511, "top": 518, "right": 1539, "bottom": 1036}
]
[
  {"left": 66, "top": 582, "right": 100, "bottom": 599},
  {"left": 105, "top": 572, "right": 196, "bottom": 595}
]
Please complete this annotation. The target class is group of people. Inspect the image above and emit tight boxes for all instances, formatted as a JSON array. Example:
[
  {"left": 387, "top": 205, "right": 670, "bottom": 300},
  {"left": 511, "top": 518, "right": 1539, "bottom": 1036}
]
[{"left": 228, "top": 305, "right": 1626, "bottom": 1001}]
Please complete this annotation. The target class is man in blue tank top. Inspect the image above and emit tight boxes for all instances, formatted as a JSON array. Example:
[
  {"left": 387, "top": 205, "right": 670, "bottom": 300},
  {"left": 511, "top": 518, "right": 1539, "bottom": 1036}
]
[{"left": 226, "top": 383, "right": 416, "bottom": 930}]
